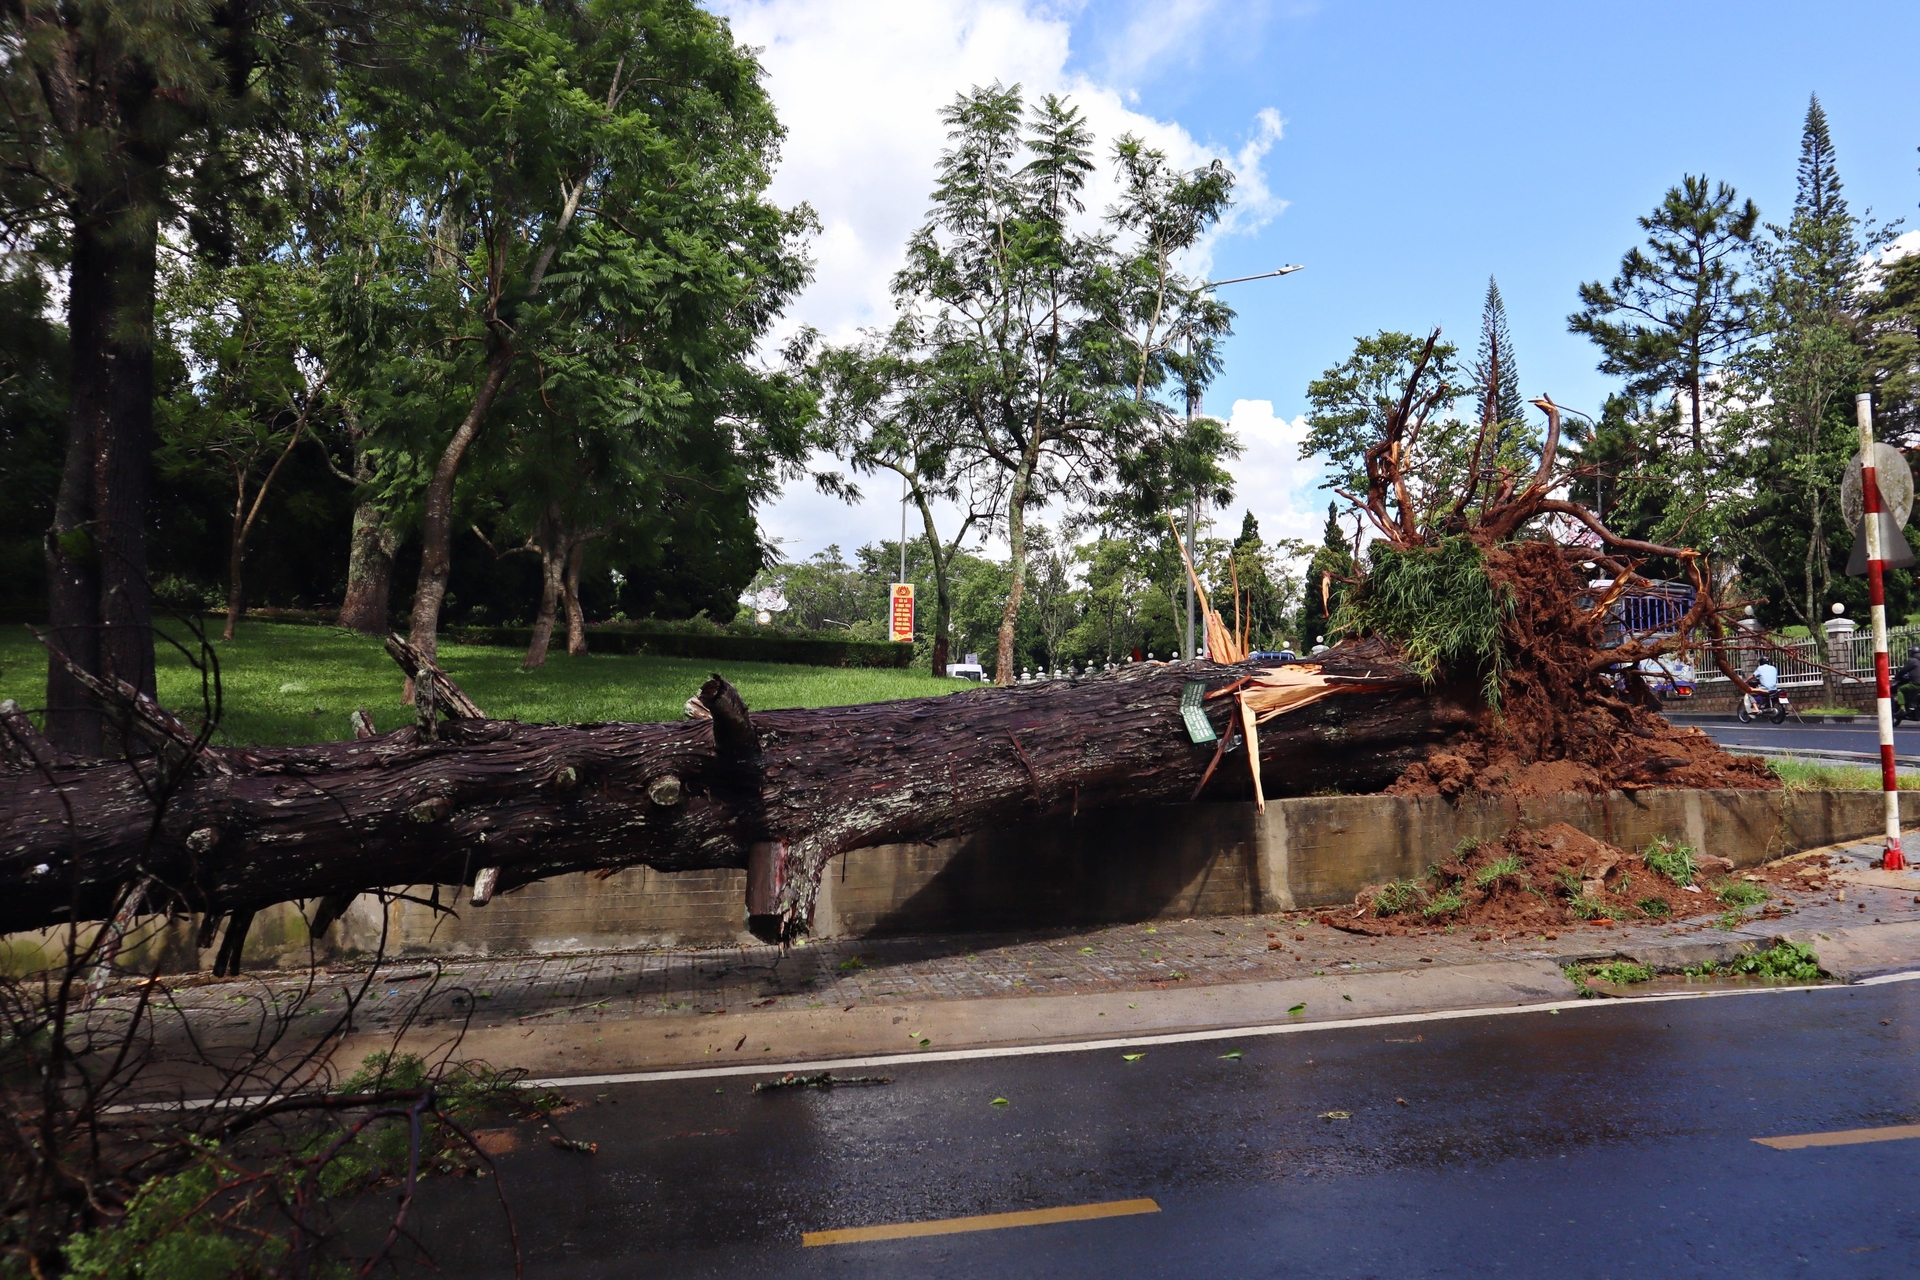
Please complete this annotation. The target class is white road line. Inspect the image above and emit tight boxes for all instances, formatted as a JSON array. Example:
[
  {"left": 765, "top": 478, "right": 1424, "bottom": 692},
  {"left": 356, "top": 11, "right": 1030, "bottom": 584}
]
[
  {"left": 517, "top": 981, "right": 1836, "bottom": 1090},
  {"left": 1854, "top": 970, "right": 1920, "bottom": 986}
]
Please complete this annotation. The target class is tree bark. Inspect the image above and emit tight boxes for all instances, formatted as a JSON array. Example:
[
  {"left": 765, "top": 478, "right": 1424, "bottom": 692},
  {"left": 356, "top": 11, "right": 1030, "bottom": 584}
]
[
  {"left": 523, "top": 509, "right": 567, "bottom": 670},
  {"left": 408, "top": 351, "right": 512, "bottom": 673},
  {"left": 44, "top": 196, "right": 160, "bottom": 757},
  {"left": 563, "top": 539, "right": 589, "bottom": 657},
  {"left": 994, "top": 445, "right": 1039, "bottom": 684},
  {"left": 338, "top": 496, "right": 397, "bottom": 635},
  {"left": 0, "top": 644, "right": 1458, "bottom": 941}
]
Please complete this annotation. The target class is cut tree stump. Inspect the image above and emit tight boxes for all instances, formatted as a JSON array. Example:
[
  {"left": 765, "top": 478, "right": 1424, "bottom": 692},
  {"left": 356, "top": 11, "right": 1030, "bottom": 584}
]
[{"left": 0, "top": 641, "right": 1465, "bottom": 942}]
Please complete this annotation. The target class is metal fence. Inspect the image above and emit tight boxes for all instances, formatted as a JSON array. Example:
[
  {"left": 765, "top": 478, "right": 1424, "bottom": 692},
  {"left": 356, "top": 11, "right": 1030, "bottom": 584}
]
[{"left": 1693, "top": 624, "right": 1920, "bottom": 693}]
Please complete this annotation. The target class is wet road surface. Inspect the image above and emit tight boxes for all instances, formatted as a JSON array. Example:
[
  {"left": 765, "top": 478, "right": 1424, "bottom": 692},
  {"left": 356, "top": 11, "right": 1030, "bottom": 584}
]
[
  {"left": 393, "top": 980, "right": 1920, "bottom": 1277},
  {"left": 1699, "top": 719, "right": 1920, "bottom": 759}
]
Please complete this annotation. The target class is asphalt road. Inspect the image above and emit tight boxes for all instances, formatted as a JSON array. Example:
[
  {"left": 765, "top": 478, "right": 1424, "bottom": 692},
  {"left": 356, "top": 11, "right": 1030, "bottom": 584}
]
[
  {"left": 384, "top": 980, "right": 1920, "bottom": 1278},
  {"left": 1697, "top": 719, "right": 1919, "bottom": 759}
]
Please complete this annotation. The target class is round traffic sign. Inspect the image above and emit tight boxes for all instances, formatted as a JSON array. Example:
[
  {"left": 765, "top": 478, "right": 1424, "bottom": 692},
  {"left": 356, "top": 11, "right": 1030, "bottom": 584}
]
[{"left": 1842, "top": 442, "right": 1914, "bottom": 530}]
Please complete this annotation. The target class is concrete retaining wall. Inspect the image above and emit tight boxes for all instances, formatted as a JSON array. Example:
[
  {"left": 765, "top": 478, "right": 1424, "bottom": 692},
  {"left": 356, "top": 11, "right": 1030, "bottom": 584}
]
[{"left": 7, "top": 787, "right": 1910, "bottom": 975}]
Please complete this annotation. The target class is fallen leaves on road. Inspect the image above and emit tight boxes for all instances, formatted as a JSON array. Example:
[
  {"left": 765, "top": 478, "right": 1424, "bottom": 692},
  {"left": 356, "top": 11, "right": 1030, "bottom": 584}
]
[
  {"left": 752, "top": 1072, "right": 893, "bottom": 1093},
  {"left": 1288, "top": 1003, "right": 1306, "bottom": 1015},
  {"left": 1319, "top": 1110, "right": 1351, "bottom": 1121},
  {"left": 550, "top": 1136, "right": 598, "bottom": 1155},
  {"left": 1218, "top": 1050, "right": 1243, "bottom": 1060},
  {"left": 1122, "top": 1053, "right": 1145, "bottom": 1062},
  {"left": 991, "top": 1097, "right": 1010, "bottom": 1106}
]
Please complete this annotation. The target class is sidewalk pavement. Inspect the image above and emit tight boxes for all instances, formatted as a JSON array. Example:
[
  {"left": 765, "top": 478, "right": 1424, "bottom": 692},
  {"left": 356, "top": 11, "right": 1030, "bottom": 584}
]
[{"left": 103, "top": 835, "right": 1920, "bottom": 1078}]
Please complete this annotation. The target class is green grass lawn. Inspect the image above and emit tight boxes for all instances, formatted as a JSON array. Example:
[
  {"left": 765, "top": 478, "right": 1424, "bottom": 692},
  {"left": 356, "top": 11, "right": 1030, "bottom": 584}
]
[{"left": 0, "top": 620, "right": 963, "bottom": 747}]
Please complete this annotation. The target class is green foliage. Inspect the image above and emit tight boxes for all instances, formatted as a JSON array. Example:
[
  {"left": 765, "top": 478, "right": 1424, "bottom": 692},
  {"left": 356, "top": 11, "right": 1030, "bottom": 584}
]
[
  {"left": 1642, "top": 837, "right": 1698, "bottom": 886},
  {"left": 1371, "top": 879, "right": 1426, "bottom": 917},
  {"left": 1637, "top": 897, "right": 1672, "bottom": 919},
  {"left": 1302, "top": 331, "right": 1465, "bottom": 506},
  {"left": 62, "top": 1150, "right": 283, "bottom": 1280},
  {"left": 1473, "top": 853, "right": 1526, "bottom": 888},
  {"left": 1715, "top": 879, "right": 1770, "bottom": 909},
  {"left": 1421, "top": 890, "right": 1465, "bottom": 919},
  {"left": 1332, "top": 536, "right": 1512, "bottom": 703},
  {"left": 1730, "top": 941, "right": 1823, "bottom": 981}
]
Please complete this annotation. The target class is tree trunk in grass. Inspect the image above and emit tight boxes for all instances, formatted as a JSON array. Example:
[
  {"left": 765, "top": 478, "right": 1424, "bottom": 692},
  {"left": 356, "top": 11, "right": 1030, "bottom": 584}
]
[
  {"left": 563, "top": 538, "right": 589, "bottom": 657},
  {"left": 0, "top": 641, "right": 1464, "bottom": 943},
  {"left": 338, "top": 497, "right": 397, "bottom": 635},
  {"left": 523, "top": 510, "right": 568, "bottom": 670}
]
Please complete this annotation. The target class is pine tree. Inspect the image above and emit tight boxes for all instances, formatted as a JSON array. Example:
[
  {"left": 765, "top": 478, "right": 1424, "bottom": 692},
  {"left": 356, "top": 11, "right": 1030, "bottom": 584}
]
[
  {"left": 1731, "top": 95, "right": 1911, "bottom": 649},
  {"left": 1570, "top": 176, "right": 1758, "bottom": 456},
  {"left": 1476, "top": 276, "right": 1525, "bottom": 430},
  {"left": 1300, "top": 501, "right": 1354, "bottom": 640},
  {"left": 1775, "top": 95, "right": 1860, "bottom": 322}
]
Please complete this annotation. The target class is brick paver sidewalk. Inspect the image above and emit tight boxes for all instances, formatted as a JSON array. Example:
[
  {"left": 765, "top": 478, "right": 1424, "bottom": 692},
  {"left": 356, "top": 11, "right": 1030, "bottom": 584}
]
[{"left": 103, "top": 842, "right": 1920, "bottom": 1047}]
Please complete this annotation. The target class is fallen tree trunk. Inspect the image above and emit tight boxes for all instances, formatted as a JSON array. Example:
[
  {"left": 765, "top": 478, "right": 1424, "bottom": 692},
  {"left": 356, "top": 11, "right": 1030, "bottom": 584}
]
[{"left": 1, "top": 641, "right": 1464, "bottom": 943}]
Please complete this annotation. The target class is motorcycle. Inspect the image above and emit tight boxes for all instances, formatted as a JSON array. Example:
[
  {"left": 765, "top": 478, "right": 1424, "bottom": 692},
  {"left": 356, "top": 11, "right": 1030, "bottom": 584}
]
[
  {"left": 1737, "top": 688, "right": 1790, "bottom": 725},
  {"left": 1894, "top": 681, "right": 1920, "bottom": 726}
]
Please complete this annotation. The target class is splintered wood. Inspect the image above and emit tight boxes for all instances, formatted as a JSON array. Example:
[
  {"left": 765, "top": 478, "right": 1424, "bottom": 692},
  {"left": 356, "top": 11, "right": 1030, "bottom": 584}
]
[{"left": 1225, "top": 664, "right": 1398, "bottom": 813}]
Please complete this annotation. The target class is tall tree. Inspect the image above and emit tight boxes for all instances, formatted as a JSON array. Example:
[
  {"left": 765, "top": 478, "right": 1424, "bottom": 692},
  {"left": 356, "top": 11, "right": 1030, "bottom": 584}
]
[
  {"left": 1475, "top": 276, "right": 1525, "bottom": 431},
  {"left": 1, "top": 0, "right": 341, "bottom": 753},
  {"left": 157, "top": 256, "right": 334, "bottom": 640},
  {"left": 1729, "top": 95, "right": 1888, "bottom": 659},
  {"left": 336, "top": 0, "right": 813, "bottom": 680},
  {"left": 816, "top": 326, "right": 989, "bottom": 676},
  {"left": 888, "top": 87, "right": 1236, "bottom": 683},
  {"left": 1570, "top": 176, "right": 1759, "bottom": 456}
]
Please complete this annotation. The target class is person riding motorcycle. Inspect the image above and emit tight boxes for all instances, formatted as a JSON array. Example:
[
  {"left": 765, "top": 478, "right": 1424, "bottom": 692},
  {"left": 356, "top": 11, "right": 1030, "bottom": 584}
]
[
  {"left": 1894, "top": 651, "right": 1920, "bottom": 723},
  {"left": 1740, "top": 661, "right": 1786, "bottom": 723}
]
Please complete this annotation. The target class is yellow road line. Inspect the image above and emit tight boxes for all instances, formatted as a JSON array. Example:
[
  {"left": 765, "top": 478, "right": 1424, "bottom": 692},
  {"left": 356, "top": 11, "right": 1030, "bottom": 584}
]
[
  {"left": 802, "top": 1197, "right": 1161, "bottom": 1246},
  {"left": 1755, "top": 1123, "right": 1920, "bottom": 1150}
]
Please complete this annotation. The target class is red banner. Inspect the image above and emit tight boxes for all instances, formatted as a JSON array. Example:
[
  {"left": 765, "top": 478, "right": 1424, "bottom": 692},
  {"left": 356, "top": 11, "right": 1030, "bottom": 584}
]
[{"left": 889, "top": 583, "right": 915, "bottom": 644}]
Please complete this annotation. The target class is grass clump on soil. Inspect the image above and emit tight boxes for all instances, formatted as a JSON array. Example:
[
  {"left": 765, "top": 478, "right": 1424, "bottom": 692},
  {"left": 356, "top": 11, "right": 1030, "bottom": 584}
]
[
  {"left": 1473, "top": 853, "right": 1525, "bottom": 887},
  {"left": 1642, "top": 837, "right": 1697, "bottom": 886},
  {"left": 1372, "top": 879, "right": 1426, "bottom": 917},
  {"left": 1331, "top": 536, "right": 1513, "bottom": 705},
  {"left": 0, "top": 621, "right": 962, "bottom": 747},
  {"left": 1715, "top": 879, "right": 1769, "bottom": 909},
  {"left": 1340, "top": 822, "right": 1762, "bottom": 938}
]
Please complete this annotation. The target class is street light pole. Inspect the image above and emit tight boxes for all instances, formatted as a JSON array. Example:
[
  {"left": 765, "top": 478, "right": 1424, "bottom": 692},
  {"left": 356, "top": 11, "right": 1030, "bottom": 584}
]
[{"left": 1182, "top": 264, "right": 1304, "bottom": 661}]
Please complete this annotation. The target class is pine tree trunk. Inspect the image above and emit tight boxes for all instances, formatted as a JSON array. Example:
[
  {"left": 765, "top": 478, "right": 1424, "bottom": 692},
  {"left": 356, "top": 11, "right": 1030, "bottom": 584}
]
[
  {"left": 223, "top": 476, "right": 247, "bottom": 643},
  {"left": 44, "top": 199, "right": 159, "bottom": 757},
  {"left": 0, "top": 648, "right": 1453, "bottom": 939}
]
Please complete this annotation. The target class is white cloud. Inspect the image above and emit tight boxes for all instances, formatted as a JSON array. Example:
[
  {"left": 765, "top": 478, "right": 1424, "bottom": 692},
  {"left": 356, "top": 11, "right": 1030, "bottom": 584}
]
[
  {"left": 722, "top": 0, "right": 1291, "bottom": 558},
  {"left": 1207, "top": 399, "right": 1326, "bottom": 555}
]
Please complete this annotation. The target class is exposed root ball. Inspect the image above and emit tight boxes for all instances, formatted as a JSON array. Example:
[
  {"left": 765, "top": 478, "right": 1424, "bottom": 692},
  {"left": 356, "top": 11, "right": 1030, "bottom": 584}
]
[{"left": 1387, "top": 541, "right": 1776, "bottom": 797}]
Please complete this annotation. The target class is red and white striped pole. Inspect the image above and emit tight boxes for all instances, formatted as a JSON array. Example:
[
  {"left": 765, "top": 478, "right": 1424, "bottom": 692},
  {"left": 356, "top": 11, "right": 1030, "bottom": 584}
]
[{"left": 1858, "top": 391, "right": 1905, "bottom": 871}]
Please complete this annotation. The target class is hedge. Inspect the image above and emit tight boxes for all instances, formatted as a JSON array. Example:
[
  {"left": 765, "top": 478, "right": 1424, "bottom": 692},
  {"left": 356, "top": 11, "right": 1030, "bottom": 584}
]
[
  {"left": 439, "top": 624, "right": 914, "bottom": 668},
  {"left": 135, "top": 609, "right": 916, "bottom": 668}
]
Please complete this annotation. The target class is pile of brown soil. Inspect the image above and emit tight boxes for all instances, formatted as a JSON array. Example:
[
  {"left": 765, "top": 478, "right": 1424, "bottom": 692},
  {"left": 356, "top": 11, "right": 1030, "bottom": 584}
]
[
  {"left": 1322, "top": 821, "right": 1817, "bottom": 938},
  {"left": 1386, "top": 541, "right": 1778, "bottom": 798}
]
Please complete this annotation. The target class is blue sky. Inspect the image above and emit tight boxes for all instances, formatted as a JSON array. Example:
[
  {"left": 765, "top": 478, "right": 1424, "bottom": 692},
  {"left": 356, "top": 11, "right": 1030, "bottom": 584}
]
[{"left": 721, "top": 0, "right": 1920, "bottom": 559}]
